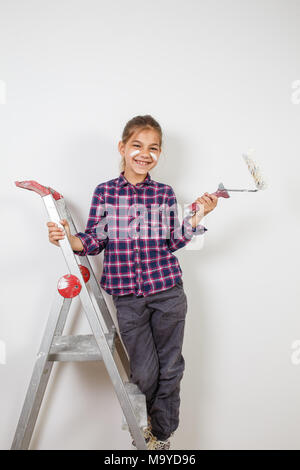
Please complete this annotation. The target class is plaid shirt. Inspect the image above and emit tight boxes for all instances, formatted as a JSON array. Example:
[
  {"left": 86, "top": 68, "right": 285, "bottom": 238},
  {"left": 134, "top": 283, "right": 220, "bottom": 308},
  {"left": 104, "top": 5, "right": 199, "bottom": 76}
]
[{"left": 73, "top": 171, "right": 207, "bottom": 297}]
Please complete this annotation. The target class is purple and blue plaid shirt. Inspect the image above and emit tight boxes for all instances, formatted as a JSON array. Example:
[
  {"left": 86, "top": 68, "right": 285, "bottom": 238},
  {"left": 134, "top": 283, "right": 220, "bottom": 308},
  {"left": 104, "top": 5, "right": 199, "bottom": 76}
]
[{"left": 73, "top": 171, "right": 207, "bottom": 297}]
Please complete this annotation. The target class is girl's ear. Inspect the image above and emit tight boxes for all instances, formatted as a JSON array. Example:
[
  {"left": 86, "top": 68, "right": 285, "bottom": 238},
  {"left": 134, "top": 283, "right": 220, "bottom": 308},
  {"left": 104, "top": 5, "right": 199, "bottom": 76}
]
[{"left": 118, "top": 140, "right": 125, "bottom": 156}]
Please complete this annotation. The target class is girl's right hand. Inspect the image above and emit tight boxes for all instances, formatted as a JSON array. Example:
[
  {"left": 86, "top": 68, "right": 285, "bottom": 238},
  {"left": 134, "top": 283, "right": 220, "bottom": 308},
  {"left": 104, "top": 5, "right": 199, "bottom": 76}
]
[{"left": 46, "top": 219, "right": 71, "bottom": 247}]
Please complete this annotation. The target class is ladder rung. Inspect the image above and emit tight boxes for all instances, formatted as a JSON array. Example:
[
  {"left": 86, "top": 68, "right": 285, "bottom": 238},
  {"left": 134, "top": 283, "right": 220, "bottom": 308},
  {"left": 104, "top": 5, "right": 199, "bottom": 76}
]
[{"left": 48, "top": 333, "right": 115, "bottom": 362}]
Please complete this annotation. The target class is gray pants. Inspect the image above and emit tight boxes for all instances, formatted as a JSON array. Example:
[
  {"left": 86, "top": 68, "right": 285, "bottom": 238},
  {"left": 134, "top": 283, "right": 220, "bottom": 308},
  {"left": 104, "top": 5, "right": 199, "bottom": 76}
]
[{"left": 112, "top": 278, "right": 188, "bottom": 441}]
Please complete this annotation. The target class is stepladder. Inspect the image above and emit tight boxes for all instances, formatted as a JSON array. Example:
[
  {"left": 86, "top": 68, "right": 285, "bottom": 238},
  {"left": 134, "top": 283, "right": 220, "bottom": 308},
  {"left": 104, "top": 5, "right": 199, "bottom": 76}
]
[{"left": 11, "top": 180, "right": 148, "bottom": 450}]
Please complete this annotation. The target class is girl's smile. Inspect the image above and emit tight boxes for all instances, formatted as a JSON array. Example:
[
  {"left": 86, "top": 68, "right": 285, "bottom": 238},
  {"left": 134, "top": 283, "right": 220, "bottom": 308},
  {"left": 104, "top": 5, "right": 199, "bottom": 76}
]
[{"left": 130, "top": 150, "right": 157, "bottom": 167}]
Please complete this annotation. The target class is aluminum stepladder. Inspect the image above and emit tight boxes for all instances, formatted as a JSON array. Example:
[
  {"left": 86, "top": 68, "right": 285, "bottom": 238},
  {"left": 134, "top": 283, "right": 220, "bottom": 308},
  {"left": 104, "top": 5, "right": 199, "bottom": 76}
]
[{"left": 12, "top": 180, "right": 148, "bottom": 450}]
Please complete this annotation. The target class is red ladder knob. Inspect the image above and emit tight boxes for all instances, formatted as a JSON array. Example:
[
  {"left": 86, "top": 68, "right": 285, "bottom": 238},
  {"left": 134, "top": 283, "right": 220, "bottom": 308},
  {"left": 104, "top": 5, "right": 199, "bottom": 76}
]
[
  {"left": 79, "top": 265, "right": 90, "bottom": 283},
  {"left": 57, "top": 274, "right": 81, "bottom": 298}
]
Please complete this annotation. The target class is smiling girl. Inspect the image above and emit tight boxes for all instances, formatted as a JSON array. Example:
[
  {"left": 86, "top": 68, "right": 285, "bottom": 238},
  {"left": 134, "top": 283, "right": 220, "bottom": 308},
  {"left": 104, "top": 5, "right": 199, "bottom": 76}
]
[{"left": 47, "top": 115, "right": 218, "bottom": 449}]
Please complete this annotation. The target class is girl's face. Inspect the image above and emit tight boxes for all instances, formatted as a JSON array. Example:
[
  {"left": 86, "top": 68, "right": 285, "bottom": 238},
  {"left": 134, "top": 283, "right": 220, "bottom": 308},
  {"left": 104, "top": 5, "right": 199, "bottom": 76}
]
[{"left": 118, "top": 128, "right": 161, "bottom": 176}]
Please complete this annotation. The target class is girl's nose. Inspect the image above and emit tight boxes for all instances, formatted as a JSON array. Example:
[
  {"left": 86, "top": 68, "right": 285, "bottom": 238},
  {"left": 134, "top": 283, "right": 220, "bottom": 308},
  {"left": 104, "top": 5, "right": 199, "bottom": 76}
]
[{"left": 140, "top": 152, "right": 152, "bottom": 160}]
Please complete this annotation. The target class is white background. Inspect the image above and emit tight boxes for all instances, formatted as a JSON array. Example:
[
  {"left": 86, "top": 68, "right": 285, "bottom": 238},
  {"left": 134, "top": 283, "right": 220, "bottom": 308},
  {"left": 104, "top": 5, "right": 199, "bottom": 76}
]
[{"left": 1, "top": 0, "right": 300, "bottom": 450}]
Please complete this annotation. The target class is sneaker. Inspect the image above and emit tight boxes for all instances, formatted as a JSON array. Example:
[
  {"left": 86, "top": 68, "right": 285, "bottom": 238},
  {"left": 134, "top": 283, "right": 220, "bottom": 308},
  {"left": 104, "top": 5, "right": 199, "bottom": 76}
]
[
  {"left": 147, "top": 435, "right": 171, "bottom": 450},
  {"left": 131, "top": 416, "right": 154, "bottom": 449}
]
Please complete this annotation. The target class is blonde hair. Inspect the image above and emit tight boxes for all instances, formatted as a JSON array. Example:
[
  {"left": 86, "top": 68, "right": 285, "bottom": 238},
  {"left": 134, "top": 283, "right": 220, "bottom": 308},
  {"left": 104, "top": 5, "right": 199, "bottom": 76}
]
[{"left": 119, "top": 115, "right": 163, "bottom": 172}]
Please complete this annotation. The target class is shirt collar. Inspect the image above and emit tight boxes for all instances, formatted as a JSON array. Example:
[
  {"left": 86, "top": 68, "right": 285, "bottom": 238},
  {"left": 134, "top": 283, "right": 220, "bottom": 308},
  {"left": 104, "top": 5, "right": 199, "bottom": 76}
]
[{"left": 116, "top": 171, "right": 153, "bottom": 188}]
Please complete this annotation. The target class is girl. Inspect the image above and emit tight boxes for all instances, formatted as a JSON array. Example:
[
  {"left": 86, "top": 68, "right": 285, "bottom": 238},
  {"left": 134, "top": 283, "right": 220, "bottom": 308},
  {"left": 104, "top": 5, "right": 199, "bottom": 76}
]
[{"left": 47, "top": 115, "right": 218, "bottom": 450}]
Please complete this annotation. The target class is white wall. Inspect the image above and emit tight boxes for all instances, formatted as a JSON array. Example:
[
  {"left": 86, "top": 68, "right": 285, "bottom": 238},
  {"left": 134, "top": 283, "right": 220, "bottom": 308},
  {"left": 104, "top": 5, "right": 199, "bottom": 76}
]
[{"left": 1, "top": 0, "right": 300, "bottom": 450}]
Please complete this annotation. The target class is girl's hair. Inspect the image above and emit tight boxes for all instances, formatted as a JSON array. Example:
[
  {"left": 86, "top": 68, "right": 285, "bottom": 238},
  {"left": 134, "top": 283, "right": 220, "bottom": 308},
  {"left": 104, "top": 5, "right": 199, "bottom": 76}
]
[{"left": 120, "top": 115, "right": 163, "bottom": 172}]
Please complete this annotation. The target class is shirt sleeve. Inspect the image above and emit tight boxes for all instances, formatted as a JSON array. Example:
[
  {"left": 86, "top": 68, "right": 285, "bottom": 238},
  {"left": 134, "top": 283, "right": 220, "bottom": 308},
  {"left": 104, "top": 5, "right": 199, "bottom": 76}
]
[
  {"left": 165, "top": 185, "right": 207, "bottom": 253},
  {"left": 73, "top": 185, "right": 108, "bottom": 256}
]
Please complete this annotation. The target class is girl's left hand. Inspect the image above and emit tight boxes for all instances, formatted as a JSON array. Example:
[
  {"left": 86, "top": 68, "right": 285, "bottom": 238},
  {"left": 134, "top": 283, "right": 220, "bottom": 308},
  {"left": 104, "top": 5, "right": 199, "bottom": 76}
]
[{"left": 195, "top": 192, "right": 218, "bottom": 216}]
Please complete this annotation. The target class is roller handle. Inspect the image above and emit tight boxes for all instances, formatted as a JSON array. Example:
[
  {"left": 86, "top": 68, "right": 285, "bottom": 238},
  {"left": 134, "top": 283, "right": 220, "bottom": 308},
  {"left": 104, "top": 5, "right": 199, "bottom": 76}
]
[{"left": 187, "top": 182, "right": 230, "bottom": 216}]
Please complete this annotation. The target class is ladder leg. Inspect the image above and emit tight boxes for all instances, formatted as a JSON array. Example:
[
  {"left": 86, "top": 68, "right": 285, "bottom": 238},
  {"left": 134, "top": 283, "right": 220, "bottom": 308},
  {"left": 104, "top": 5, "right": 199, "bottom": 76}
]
[
  {"left": 78, "top": 290, "right": 148, "bottom": 450},
  {"left": 11, "top": 294, "right": 71, "bottom": 450}
]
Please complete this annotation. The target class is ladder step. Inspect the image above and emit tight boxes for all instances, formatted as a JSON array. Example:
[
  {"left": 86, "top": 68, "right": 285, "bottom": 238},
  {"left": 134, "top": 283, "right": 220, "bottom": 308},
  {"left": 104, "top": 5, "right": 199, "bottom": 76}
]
[
  {"left": 48, "top": 333, "right": 115, "bottom": 362},
  {"left": 121, "top": 382, "right": 148, "bottom": 431}
]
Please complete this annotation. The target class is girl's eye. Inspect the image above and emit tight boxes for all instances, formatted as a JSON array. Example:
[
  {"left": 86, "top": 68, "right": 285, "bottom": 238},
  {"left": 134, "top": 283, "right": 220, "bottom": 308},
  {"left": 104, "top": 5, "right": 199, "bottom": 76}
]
[{"left": 133, "top": 144, "right": 158, "bottom": 151}]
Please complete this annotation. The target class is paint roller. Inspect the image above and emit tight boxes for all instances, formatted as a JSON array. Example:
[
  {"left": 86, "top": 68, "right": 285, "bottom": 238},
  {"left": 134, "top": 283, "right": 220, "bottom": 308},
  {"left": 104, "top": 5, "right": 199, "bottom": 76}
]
[{"left": 187, "top": 150, "right": 268, "bottom": 216}]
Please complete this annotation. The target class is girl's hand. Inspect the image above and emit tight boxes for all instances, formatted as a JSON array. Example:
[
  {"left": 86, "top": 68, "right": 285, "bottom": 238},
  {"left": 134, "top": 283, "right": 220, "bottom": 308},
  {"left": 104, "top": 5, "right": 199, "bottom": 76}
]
[
  {"left": 46, "top": 219, "right": 72, "bottom": 247},
  {"left": 195, "top": 193, "right": 218, "bottom": 217}
]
